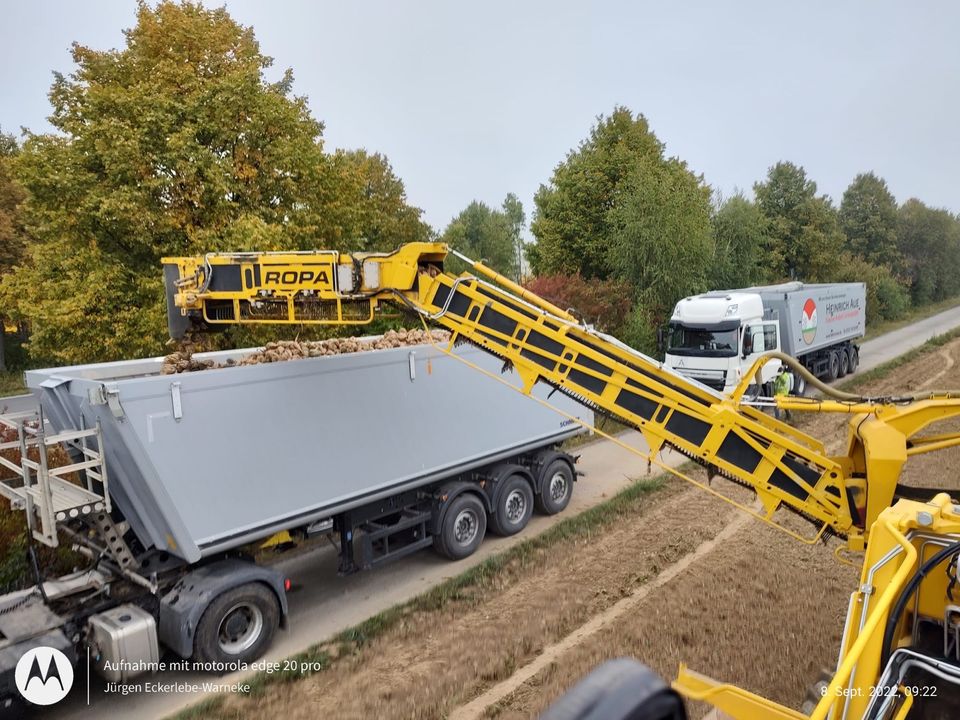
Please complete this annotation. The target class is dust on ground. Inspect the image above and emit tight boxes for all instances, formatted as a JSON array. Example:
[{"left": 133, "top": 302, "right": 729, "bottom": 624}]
[{"left": 206, "top": 337, "right": 960, "bottom": 720}]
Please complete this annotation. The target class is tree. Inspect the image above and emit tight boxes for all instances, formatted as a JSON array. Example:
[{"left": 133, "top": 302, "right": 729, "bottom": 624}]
[
  {"left": 501, "top": 193, "right": 526, "bottom": 280},
  {"left": 606, "top": 156, "right": 714, "bottom": 337},
  {"left": 1, "top": 1, "right": 425, "bottom": 364},
  {"left": 0, "top": 131, "right": 26, "bottom": 372},
  {"left": 709, "top": 193, "right": 770, "bottom": 289},
  {"left": 528, "top": 107, "right": 666, "bottom": 279},
  {"left": 524, "top": 274, "right": 632, "bottom": 333},
  {"left": 527, "top": 107, "right": 714, "bottom": 352},
  {"left": 839, "top": 172, "right": 899, "bottom": 268},
  {"left": 330, "top": 150, "right": 431, "bottom": 253},
  {"left": 440, "top": 196, "right": 524, "bottom": 279},
  {"left": 898, "top": 199, "right": 960, "bottom": 304},
  {"left": 753, "top": 162, "right": 844, "bottom": 281}
]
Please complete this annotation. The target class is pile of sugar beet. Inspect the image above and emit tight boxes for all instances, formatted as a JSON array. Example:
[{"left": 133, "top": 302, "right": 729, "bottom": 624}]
[{"left": 161, "top": 328, "right": 451, "bottom": 375}]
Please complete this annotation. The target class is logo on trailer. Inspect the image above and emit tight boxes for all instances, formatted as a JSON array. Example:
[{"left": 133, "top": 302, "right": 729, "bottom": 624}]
[
  {"left": 15, "top": 646, "right": 74, "bottom": 705},
  {"left": 801, "top": 298, "right": 817, "bottom": 345}
]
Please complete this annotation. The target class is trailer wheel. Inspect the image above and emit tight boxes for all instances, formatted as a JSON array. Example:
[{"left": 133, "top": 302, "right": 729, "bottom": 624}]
[
  {"left": 825, "top": 350, "right": 840, "bottom": 382},
  {"left": 536, "top": 458, "right": 575, "bottom": 515},
  {"left": 847, "top": 346, "right": 859, "bottom": 374},
  {"left": 435, "top": 493, "right": 487, "bottom": 560},
  {"left": 194, "top": 583, "right": 279, "bottom": 665},
  {"left": 838, "top": 348, "right": 850, "bottom": 378},
  {"left": 490, "top": 474, "right": 534, "bottom": 536},
  {"left": 791, "top": 373, "right": 806, "bottom": 396}
]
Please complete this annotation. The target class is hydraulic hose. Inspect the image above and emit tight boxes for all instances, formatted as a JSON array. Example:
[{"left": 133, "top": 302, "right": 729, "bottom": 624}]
[{"left": 735, "top": 351, "right": 960, "bottom": 405}]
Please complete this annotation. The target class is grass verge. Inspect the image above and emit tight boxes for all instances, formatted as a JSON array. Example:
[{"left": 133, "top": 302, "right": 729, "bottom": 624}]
[
  {"left": 168, "top": 472, "right": 675, "bottom": 719},
  {"left": 0, "top": 371, "right": 25, "bottom": 397}
]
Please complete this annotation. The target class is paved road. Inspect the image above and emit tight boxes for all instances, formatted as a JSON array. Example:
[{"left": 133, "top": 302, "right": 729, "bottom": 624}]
[
  {"left": 41, "top": 305, "right": 960, "bottom": 719},
  {"left": 857, "top": 305, "right": 960, "bottom": 372}
]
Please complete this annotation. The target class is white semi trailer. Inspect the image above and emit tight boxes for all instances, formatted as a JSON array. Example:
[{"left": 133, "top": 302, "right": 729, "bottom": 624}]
[
  {"left": 0, "top": 340, "right": 590, "bottom": 709},
  {"left": 663, "top": 281, "right": 866, "bottom": 396}
]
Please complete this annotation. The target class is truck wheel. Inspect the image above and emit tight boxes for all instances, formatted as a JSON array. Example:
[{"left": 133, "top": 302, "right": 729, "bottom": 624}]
[
  {"left": 434, "top": 493, "right": 487, "bottom": 560},
  {"left": 825, "top": 351, "right": 840, "bottom": 382},
  {"left": 792, "top": 373, "right": 806, "bottom": 396},
  {"left": 490, "top": 474, "right": 534, "bottom": 536},
  {"left": 847, "top": 346, "right": 859, "bottom": 373},
  {"left": 536, "top": 458, "right": 574, "bottom": 515},
  {"left": 838, "top": 348, "right": 850, "bottom": 378},
  {"left": 194, "top": 583, "right": 279, "bottom": 665}
]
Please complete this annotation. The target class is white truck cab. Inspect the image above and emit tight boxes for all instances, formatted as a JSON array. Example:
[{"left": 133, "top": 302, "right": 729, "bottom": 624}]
[
  {"left": 664, "top": 281, "right": 866, "bottom": 396},
  {"left": 664, "top": 291, "right": 781, "bottom": 394}
]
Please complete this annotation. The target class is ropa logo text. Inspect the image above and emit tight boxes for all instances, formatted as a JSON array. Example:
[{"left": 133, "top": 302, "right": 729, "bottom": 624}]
[{"left": 263, "top": 270, "right": 330, "bottom": 285}]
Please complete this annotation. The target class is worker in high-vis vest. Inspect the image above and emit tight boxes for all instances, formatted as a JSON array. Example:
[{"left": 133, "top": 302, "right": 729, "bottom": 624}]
[{"left": 773, "top": 364, "right": 792, "bottom": 422}]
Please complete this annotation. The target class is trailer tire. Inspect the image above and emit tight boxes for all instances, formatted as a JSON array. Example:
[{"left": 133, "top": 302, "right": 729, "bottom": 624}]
[
  {"left": 194, "top": 582, "right": 279, "bottom": 666},
  {"left": 490, "top": 473, "right": 534, "bottom": 536},
  {"left": 791, "top": 373, "right": 806, "bottom": 396},
  {"left": 536, "top": 458, "right": 575, "bottom": 515},
  {"left": 847, "top": 345, "right": 859, "bottom": 374},
  {"left": 434, "top": 493, "right": 487, "bottom": 560},
  {"left": 838, "top": 348, "right": 850, "bottom": 378},
  {"left": 825, "top": 350, "right": 840, "bottom": 382}
]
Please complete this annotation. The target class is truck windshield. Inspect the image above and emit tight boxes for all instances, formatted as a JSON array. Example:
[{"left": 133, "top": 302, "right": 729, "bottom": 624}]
[{"left": 666, "top": 323, "right": 738, "bottom": 357}]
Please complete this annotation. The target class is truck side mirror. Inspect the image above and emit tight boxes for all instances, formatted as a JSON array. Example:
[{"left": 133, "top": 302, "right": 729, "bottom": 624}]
[{"left": 656, "top": 327, "right": 665, "bottom": 354}]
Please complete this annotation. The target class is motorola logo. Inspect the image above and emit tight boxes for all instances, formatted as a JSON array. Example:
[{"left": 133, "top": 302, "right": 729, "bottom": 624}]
[{"left": 15, "top": 646, "right": 74, "bottom": 705}]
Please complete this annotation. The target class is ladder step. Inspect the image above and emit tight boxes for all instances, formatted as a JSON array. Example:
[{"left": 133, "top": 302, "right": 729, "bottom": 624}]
[
  {"left": 44, "top": 428, "right": 100, "bottom": 445},
  {"left": 23, "top": 477, "right": 105, "bottom": 517}
]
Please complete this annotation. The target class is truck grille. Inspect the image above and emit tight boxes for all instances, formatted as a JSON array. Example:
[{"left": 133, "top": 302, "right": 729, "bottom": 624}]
[{"left": 674, "top": 368, "right": 726, "bottom": 392}]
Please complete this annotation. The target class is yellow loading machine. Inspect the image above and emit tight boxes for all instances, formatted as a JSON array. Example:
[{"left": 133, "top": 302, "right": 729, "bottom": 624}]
[{"left": 165, "top": 241, "right": 960, "bottom": 719}]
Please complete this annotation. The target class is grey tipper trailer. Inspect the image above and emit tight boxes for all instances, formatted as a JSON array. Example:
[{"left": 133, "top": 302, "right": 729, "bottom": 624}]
[{"left": 0, "top": 341, "right": 591, "bottom": 706}]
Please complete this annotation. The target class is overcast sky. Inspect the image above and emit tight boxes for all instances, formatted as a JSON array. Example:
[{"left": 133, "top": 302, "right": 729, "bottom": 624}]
[{"left": 1, "top": 1, "right": 957, "bottom": 232}]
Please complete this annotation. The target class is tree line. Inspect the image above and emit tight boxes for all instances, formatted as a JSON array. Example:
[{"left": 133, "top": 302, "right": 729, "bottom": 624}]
[
  {"left": 1, "top": 3, "right": 958, "bottom": 369},
  {"left": 523, "top": 107, "right": 960, "bottom": 353}
]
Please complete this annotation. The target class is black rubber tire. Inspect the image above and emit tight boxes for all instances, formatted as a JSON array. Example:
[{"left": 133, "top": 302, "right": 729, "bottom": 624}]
[
  {"left": 838, "top": 348, "right": 850, "bottom": 378},
  {"left": 536, "top": 458, "right": 575, "bottom": 515},
  {"left": 792, "top": 373, "right": 806, "bottom": 396},
  {"left": 434, "top": 493, "right": 487, "bottom": 560},
  {"left": 825, "top": 350, "right": 840, "bottom": 382},
  {"left": 847, "top": 345, "right": 859, "bottom": 373},
  {"left": 194, "top": 582, "right": 279, "bottom": 665},
  {"left": 490, "top": 474, "right": 534, "bottom": 536}
]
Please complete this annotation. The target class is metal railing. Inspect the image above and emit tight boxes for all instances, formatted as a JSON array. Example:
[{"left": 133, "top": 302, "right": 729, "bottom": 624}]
[{"left": 0, "top": 407, "right": 110, "bottom": 547}]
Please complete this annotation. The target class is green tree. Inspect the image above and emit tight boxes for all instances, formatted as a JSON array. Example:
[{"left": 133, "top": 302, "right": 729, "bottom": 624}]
[
  {"left": 754, "top": 162, "right": 844, "bottom": 281},
  {"left": 528, "top": 107, "right": 666, "bottom": 279},
  {"left": 839, "top": 172, "right": 899, "bottom": 268},
  {"left": 527, "top": 107, "right": 714, "bottom": 353},
  {"left": 0, "top": 131, "right": 26, "bottom": 372},
  {"left": 330, "top": 149, "right": 431, "bottom": 253},
  {"left": 606, "top": 157, "right": 714, "bottom": 346},
  {"left": 1, "top": 1, "right": 424, "bottom": 364},
  {"left": 501, "top": 192, "right": 526, "bottom": 280},
  {"left": 709, "top": 193, "right": 770, "bottom": 289},
  {"left": 441, "top": 196, "right": 524, "bottom": 279},
  {"left": 898, "top": 199, "right": 960, "bottom": 304},
  {"left": 0, "top": 131, "right": 25, "bottom": 273}
]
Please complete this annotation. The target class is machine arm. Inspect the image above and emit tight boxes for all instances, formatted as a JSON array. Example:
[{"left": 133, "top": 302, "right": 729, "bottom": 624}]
[{"left": 164, "top": 242, "right": 864, "bottom": 543}]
